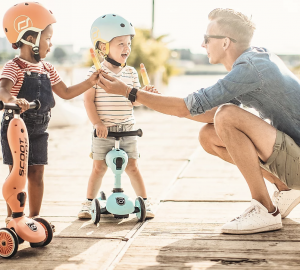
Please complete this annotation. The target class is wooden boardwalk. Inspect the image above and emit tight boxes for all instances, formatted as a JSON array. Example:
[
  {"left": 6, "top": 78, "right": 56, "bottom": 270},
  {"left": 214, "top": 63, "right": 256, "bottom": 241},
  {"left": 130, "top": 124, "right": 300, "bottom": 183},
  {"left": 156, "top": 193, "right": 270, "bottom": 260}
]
[{"left": 1, "top": 108, "right": 300, "bottom": 270}]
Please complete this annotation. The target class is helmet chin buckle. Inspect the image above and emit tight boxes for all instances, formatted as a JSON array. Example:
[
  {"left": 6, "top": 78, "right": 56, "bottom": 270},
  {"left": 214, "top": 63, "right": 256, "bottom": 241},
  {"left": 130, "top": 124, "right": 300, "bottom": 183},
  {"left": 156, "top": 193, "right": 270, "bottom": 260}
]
[{"left": 32, "top": 46, "right": 39, "bottom": 54}]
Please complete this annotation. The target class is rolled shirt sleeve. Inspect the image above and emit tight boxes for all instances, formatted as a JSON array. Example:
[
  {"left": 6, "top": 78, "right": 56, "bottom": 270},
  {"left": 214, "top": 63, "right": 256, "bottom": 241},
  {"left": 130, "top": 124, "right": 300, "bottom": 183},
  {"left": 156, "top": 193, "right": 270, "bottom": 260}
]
[{"left": 184, "top": 59, "right": 262, "bottom": 116}]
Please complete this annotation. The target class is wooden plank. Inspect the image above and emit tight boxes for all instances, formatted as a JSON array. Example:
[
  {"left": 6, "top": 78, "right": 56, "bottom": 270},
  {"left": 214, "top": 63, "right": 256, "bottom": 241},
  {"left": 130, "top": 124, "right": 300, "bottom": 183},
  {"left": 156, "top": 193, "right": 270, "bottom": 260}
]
[
  {"left": 0, "top": 215, "right": 139, "bottom": 240},
  {"left": 165, "top": 177, "right": 250, "bottom": 201},
  {"left": 165, "top": 177, "right": 277, "bottom": 202},
  {"left": 0, "top": 238, "right": 122, "bottom": 270},
  {"left": 115, "top": 238, "right": 300, "bottom": 270},
  {"left": 180, "top": 148, "right": 244, "bottom": 179},
  {"left": 140, "top": 222, "right": 300, "bottom": 241}
]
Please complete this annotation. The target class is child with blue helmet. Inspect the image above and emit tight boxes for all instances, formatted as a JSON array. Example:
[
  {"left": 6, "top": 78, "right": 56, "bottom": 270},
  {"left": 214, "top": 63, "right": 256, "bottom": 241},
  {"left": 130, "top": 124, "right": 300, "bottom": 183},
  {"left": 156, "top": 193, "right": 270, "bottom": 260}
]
[{"left": 78, "top": 14, "right": 157, "bottom": 219}]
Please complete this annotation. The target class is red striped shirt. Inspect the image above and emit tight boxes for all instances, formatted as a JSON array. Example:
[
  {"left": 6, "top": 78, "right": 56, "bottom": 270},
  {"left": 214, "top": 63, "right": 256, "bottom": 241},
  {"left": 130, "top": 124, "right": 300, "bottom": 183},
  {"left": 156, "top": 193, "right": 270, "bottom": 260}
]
[{"left": 0, "top": 57, "right": 61, "bottom": 97}]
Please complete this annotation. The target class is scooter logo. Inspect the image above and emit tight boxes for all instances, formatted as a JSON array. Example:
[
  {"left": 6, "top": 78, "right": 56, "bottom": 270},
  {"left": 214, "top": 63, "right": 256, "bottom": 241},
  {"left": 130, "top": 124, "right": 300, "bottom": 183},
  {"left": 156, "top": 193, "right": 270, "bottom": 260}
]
[
  {"left": 19, "top": 138, "right": 28, "bottom": 176},
  {"left": 116, "top": 197, "right": 125, "bottom": 206},
  {"left": 14, "top": 15, "right": 33, "bottom": 33},
  {"left": 26, "top": 222, "right": 38, "bottom": 232}
]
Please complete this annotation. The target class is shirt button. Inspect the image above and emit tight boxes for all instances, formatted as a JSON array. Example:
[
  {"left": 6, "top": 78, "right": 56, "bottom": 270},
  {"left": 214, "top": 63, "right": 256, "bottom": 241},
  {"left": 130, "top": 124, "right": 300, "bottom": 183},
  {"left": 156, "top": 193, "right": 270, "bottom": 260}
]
[
  {"left": 5, "top": 116, "right": 9, "bottom": 120},
  {"left": 8, "top": 109, "right": 12, "bottom": 113}
]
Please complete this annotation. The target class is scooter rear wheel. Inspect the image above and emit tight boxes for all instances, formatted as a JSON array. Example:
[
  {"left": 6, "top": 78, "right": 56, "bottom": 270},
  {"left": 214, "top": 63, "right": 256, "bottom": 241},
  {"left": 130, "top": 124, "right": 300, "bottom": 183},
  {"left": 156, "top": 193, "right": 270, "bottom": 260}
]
[
  {"left": 91, "top": 199, "right": 101, "bottom": 224},
  {"left": 0, "top": 228, "right": 18, "bottom": 258},
  {"left": 30, "top": 218, "right": 53, "bottom": 247},
  {"left": 135, "top": 196, "right": 146, "bottom": 222}
]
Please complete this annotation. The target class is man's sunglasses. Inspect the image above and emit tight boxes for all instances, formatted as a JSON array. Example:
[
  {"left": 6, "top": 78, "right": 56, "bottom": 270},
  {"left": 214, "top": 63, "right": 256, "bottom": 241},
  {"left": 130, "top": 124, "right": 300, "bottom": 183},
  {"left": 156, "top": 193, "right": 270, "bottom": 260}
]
[{"left": 204, "top": 35, "right": 237, "bottom": 44}]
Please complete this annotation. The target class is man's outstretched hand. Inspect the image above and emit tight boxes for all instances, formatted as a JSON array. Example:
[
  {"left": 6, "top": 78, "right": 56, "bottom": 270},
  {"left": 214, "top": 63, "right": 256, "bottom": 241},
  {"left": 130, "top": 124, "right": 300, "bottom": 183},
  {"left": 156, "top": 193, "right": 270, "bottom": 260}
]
[{"left": 98, "top": 71, "right": 127, "bottom": 96}]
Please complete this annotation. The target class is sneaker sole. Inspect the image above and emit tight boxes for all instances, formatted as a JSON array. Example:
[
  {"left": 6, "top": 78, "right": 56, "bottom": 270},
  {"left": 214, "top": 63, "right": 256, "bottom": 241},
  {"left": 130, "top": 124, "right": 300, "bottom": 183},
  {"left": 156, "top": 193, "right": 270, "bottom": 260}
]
[
  {"left": 146, "top": 215, "right": 155, "bottom": 220},
  {"left": 78, "top": 213, "right": 92, "bottom": 219},
  {"left": 281, "top": 196, "right": 300, "bottom": 219},
  {"left": 221, "top": 223, "right": 282, "bottom": 234}
]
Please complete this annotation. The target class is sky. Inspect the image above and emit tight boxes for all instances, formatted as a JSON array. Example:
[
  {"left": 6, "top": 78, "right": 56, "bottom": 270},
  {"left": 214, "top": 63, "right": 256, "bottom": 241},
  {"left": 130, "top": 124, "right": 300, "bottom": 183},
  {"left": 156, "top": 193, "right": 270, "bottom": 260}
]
[{"left": 0, "top": 0, "right": 300, "bottom": 55}]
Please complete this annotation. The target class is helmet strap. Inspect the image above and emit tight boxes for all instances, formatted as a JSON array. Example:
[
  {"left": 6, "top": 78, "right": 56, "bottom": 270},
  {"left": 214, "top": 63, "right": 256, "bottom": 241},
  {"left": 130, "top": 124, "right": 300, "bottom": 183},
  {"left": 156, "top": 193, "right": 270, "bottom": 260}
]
[
  {"left": 104, "top": 56, "right": 126, "bottom": 67},
  {"left": 105, "top": 43, "right": 110, "bottom": 55},
  {"left": 103, "top": 42, "right": 126, "bottom": 67},
  {"left": 20, "top": 31, "right": 41, "bottom": 61}
]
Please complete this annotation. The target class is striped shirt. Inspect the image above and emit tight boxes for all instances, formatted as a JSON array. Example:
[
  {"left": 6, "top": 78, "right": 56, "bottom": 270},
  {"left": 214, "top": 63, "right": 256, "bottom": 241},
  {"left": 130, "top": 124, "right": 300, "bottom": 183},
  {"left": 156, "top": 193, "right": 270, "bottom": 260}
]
[
  {"left": 0, "top": 57, "right": 61, "bottom": 97},
  {"left": 86, "top": 64, "right": 141, "bottom": 126}
]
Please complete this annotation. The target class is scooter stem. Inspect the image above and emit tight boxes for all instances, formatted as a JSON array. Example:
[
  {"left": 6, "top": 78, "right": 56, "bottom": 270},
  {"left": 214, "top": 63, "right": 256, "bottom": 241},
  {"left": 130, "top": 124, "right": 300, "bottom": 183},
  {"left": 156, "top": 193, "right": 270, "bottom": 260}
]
[{"left": 2, "top": 116, "right": 28, "bottom": 215}]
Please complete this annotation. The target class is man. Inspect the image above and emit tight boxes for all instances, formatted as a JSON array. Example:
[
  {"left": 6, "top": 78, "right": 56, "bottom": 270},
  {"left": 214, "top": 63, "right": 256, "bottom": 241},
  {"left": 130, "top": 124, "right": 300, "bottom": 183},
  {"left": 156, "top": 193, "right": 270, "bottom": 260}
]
[{"left": 97, "top": 8, "right": 300, "bottom": 234}]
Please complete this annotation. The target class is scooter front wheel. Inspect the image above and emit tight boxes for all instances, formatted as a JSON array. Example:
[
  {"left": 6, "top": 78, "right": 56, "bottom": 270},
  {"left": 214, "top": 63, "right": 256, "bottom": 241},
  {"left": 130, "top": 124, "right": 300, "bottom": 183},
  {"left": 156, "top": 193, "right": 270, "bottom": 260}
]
[
  {"left": 135, "top": 196, "right": 146, "bottom": 222},
  {"left": 0, "top": 228, "right": 19, "bottom": 259},
  {"left": 91, "top": 199, "right": 101, "bottom": 225},
  {"left": 30, "top": 218, "right": 53, "bottom": 247}
]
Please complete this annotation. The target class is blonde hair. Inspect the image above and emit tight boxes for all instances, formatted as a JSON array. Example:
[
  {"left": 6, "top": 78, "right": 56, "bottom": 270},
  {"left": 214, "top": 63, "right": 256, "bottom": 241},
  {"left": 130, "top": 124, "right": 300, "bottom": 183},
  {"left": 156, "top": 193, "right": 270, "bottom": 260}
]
[{"left": 208, "top": 8, "right": 256, "bottom": 49}]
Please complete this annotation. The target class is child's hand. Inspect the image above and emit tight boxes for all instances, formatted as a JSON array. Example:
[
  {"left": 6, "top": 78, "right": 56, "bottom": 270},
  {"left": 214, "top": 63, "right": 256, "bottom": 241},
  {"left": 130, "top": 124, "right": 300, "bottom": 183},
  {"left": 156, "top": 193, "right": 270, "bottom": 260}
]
[
  {"left": 89, "top": 69, "right": 107, "bottom": 86},
  {"left": 94, "top": 122, "right": 108, "bottom": 138},
  {"left": 15, "top": 98, "right": 30, "bottom": 113},
  {"left": 142, "top": 85, "right": 161, "bottom": 94}
]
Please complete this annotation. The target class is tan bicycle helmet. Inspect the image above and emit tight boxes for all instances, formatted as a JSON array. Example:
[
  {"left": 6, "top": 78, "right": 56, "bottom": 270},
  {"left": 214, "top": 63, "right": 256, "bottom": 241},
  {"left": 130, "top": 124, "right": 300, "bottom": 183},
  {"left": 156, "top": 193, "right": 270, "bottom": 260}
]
[{"left": 3, "top": 2, "right": 56, "bottom": 58}]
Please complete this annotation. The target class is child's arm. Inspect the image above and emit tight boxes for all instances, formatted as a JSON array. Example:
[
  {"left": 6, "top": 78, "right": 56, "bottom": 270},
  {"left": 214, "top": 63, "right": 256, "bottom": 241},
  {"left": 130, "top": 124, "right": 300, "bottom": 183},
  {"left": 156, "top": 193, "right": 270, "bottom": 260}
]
[
  {"left": 52, "top": 70, "right": 101, "bottom": 100},
  {"left": 0, "top": 78, "right": 30, "bottom": 112},
  {"left": 84, "top": 86, "right": 108, "bottom": 138}
]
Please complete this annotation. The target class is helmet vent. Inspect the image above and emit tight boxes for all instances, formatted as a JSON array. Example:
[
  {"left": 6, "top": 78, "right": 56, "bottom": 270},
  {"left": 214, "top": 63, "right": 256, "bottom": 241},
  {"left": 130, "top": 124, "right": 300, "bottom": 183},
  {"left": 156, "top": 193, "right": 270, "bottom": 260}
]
[
  {"left": 25, "top": 3, "right": 29, "bottom": 5},
  {"left": 113, "top": 14, "right": 116, "bottom": 16},
  {"left": 102, "top": 15, "right": 106, "bottom": 18},
  {"left": 14, "top": 4, "right": 18, "bottom": 6},
  {"left": 49, "top": 10, "right": 53, "bottom": 14},
  {"left": 120, "top": 23, "right": 125, "bottom": 27},
  {"left": 130, "top": 23, "right": 132, "bottom": 26},
  {"left": 5, "top": 28, "right": 8, "bottom": 32}
]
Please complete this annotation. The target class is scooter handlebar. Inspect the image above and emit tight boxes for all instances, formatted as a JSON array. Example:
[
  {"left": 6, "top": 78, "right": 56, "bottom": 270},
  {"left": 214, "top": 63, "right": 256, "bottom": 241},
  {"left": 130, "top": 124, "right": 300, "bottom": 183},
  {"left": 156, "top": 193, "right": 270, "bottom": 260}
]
[
  {"left": 94, "top": 128, "right": 143, "bottom": 138},
  {"left": 0, "top": 99, "right": 41, "bottom": 111}
]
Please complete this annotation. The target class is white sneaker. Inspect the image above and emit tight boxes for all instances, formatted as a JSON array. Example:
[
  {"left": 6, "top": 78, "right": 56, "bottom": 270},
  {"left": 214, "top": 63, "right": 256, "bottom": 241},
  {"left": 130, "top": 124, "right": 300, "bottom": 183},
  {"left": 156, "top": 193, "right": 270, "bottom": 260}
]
[
  {"left": 221, "top": 199, "right": 282, "bottom": 234},
  {"left": 272, "top": 188, "right": 300, "bottom": 218},
  {"left": 78, "top": 199, "right": 92, "bottom": 219},
  {"left": 144, "top": 199, "right": 155, "bottom": 219}
]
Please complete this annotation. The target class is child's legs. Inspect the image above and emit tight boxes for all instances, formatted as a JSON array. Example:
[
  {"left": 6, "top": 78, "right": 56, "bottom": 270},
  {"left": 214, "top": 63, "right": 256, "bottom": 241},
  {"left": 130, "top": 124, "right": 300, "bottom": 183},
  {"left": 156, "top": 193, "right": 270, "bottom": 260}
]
[
  {"left": 125, "top": 158, "right": 147, "bottom": 198},
  {"left": 28, "top": 165, "right": 44, "bottom": 217},
  {"left": 86, "top": 160, "right": 107, "bottom": 199}
]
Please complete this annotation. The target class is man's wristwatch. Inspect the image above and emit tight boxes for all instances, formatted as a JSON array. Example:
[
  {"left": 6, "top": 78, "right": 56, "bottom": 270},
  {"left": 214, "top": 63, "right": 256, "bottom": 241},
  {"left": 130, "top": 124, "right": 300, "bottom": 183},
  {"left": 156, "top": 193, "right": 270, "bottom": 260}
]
[{"left": 128, "top": 88, "right": 138, "bottom": 102}]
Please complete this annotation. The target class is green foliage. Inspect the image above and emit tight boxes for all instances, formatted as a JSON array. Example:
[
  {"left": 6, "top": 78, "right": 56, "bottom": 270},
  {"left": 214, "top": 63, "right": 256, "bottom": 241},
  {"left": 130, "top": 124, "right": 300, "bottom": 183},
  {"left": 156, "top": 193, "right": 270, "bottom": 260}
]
[{"left": 127, "top": 29, "right": 174, "bottom": 84}]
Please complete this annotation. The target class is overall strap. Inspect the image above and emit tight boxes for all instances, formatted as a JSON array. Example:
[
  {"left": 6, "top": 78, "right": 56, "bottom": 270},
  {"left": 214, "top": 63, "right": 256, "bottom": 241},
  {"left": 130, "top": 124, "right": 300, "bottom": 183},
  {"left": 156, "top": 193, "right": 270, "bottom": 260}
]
[{"left": 12, "top": 57, "right": 27, "bottom": 69}]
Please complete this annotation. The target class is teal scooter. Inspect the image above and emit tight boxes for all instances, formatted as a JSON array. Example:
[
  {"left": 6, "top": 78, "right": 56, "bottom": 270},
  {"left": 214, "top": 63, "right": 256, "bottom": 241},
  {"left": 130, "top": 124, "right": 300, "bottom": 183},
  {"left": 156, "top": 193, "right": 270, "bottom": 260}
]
[{"left": 91, "top": 129, "right": 146, "bottom": 224}]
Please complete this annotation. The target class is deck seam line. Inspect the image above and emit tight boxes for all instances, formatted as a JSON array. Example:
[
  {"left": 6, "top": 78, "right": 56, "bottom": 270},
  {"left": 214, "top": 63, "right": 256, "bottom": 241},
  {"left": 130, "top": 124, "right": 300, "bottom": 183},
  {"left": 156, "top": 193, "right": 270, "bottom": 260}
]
[{"left": 103, "top": 146, "right": 201, "bottom": 270}]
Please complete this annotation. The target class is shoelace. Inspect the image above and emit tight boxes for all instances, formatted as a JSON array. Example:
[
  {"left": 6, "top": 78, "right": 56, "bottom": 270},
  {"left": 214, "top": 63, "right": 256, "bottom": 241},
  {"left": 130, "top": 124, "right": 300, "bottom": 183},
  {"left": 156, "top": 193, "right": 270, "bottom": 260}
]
[
  {"left": 144, "top": 199, "right": 153, "bottom": 211},
  {"left": 232, "top": 205, "right": 260, "bottom": 222},
  {"left": 81, "top": 201, "right": 92, "bottom": 210},
  {"left": 272, "top": 191, "right": 281, "bottom": 205}
]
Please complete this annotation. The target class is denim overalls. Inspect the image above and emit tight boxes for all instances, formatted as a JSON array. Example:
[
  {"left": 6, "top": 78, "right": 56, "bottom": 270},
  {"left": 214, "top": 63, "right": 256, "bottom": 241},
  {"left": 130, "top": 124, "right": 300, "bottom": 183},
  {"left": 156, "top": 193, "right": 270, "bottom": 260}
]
[{"left": 1, "top": 57, "right": 55, "bottom": 165}]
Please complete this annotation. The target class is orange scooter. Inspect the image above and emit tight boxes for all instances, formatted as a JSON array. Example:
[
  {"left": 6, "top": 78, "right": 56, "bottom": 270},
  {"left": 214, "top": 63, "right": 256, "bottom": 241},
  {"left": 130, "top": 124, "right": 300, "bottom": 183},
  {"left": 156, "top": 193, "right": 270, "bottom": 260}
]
[{"left": 0, "top": 100, "right": 53, "bottom": 259}]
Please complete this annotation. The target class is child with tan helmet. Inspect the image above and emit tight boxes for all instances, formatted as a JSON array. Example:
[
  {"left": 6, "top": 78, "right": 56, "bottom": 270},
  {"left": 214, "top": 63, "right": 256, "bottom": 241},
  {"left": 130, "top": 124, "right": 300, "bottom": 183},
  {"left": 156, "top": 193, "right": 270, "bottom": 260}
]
[{"left": 0, "top": 2, "right": 101, "bottom": 229}]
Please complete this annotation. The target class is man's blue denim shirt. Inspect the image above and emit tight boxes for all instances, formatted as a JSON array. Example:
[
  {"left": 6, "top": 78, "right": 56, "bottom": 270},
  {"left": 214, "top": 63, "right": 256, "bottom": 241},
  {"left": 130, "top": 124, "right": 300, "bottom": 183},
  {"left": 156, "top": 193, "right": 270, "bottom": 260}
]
[{"left": 184, "top": 47, "right": 300, "bottom": 145}]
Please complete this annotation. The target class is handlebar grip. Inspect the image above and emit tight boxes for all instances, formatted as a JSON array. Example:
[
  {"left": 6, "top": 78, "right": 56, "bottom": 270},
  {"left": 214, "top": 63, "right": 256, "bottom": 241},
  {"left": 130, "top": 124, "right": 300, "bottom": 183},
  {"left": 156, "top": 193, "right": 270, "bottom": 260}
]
[
  {"left": 29, "top": 100, "right": 41, "bottom": 110},
  {"left": 94, "top": 128, "right": 143, "bottom": 138},
  {"left": 0, "top": 99, "right": 41, "bottom": 111}
]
